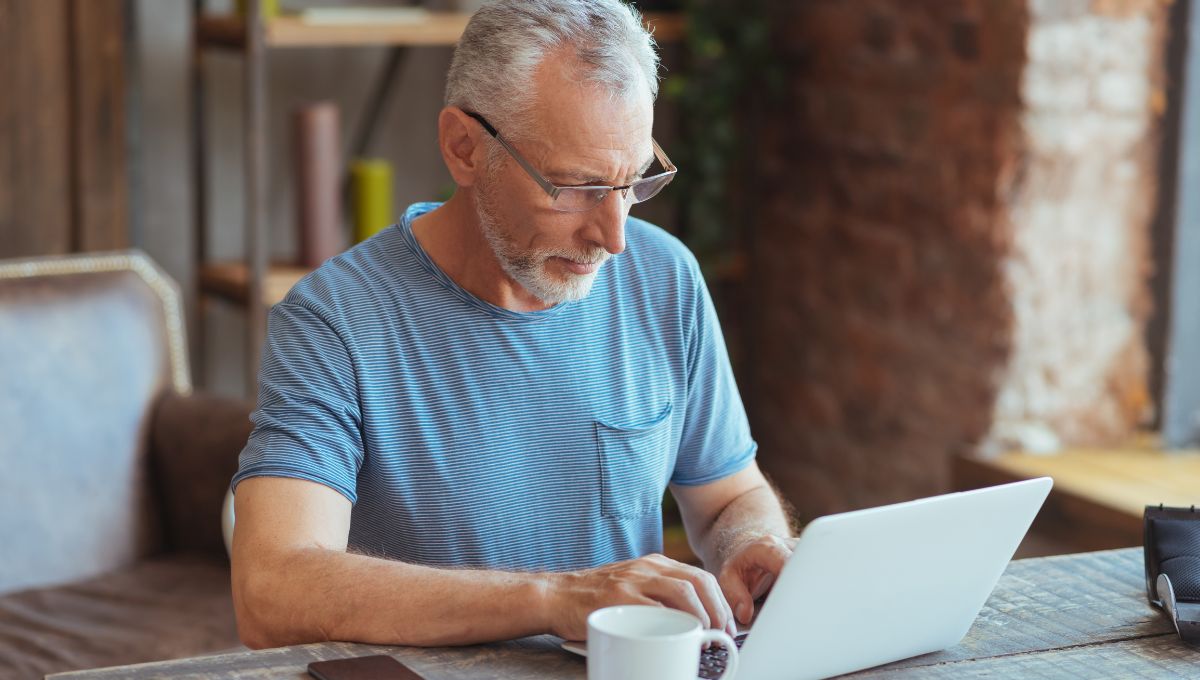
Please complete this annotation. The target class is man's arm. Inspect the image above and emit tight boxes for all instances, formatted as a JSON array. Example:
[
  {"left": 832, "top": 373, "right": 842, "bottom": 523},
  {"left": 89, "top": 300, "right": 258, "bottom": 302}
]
[
  {"left": 670, "top": 461, "right": 798, "bottom": 625},
  {"left": 232, "top": 476, "right": 738, "bottom": 648},
  {"left": 231, "top": 476, "right": 553, "bottom": 648}
]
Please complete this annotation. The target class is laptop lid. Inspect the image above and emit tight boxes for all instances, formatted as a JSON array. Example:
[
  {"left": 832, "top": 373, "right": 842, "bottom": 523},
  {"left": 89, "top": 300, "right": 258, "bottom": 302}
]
[{"left": 736, "top": 477, "right": 1052, "bottom": 680}]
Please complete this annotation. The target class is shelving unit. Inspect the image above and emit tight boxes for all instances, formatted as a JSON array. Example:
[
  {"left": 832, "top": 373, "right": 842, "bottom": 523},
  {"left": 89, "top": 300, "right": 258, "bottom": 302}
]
[{"left": 190, "top": 1, "right": 685, "bottom": 395}]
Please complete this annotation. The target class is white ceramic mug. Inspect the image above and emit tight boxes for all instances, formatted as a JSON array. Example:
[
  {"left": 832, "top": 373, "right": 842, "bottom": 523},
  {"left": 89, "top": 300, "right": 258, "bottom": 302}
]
[{"left": 587, "top": 605, "right": 740, "bottom": 680}]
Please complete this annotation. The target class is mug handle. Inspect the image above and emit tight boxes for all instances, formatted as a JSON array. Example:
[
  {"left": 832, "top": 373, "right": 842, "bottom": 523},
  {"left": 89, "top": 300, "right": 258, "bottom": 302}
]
[{"left": 699, "top": 629, "right": 739, "bottom": 679}]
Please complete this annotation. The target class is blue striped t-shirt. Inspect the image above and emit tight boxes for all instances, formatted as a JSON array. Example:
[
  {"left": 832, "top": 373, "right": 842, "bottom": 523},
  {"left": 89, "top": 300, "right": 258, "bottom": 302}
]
[{"left": 232, "top": 202, "right": 756, "bottom": 572}]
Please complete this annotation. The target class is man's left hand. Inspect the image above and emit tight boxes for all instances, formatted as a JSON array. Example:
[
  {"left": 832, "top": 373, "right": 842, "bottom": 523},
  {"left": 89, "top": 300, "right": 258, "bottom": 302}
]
[{"left": 716, "top": 533, "right": 798, "bottom": 626}]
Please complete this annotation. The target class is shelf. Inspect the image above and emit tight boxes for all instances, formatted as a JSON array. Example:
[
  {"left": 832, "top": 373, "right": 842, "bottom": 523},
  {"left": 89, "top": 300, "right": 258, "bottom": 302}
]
[
  {"left": 195, "top": 15, "right": 247, "bottom": 49},
  {"left": 199, "top": 261, "right": 310, "bottom": 307},
  {"left": 268, "top": 13, "right": 484, "bottom": 47},
  {"left": 954, "top": 434, "right": 1200, "bottom": 553},
  {"left": 197, "top": 11, "right": 686, "bottom": 49}
]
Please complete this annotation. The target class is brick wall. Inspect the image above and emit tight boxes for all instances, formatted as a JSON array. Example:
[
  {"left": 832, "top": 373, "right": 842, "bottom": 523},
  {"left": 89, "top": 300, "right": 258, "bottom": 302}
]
[
  {"left": 747, "top": 0, "right": 1166, "bottom": 518},
  {"left": 988, "top": 0, "right": 1165, "bottom": 454}
]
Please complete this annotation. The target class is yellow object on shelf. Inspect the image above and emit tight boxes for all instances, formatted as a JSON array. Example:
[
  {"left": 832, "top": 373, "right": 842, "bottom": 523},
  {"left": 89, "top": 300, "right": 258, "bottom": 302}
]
[
  {"left": 351, "top": 159, "right": 394, "bottom": 243},
  {"left": 235, "top": 0, "right": 280, "bottom": 20}
]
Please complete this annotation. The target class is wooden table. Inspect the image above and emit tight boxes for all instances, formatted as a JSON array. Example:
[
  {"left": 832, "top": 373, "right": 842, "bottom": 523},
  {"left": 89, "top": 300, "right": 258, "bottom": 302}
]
[{"left": 51, "top": 549, "right": 1200, "bottom": 679}]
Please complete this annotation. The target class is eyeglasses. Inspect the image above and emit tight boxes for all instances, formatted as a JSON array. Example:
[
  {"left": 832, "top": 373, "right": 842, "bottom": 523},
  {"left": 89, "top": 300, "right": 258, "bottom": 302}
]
[{"left": 464, "top": 110, "right": 678, "bottom": 214}]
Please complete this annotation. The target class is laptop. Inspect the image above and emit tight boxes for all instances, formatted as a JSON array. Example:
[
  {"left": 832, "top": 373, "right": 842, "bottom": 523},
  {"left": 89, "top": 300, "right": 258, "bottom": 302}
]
[{"left": 562, "top": 477, "right": 1053, "bottom": 680}]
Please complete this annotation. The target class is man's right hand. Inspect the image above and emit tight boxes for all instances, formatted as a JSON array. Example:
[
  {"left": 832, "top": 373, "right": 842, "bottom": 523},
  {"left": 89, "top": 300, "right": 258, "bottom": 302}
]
[{"left": 544, "top": 553, "right": 737, "bottom": 641}]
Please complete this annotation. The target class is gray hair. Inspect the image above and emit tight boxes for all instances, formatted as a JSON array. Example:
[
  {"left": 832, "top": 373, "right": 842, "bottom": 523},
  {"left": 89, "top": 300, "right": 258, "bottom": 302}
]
[{"left": 445, "top": 0, "right": 661, "bottom": 143}]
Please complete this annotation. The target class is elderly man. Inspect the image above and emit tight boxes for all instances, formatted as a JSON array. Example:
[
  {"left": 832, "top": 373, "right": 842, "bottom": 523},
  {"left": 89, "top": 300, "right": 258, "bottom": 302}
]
[{"left": 231, "top": 0, "right": 796, "bottom": 649}]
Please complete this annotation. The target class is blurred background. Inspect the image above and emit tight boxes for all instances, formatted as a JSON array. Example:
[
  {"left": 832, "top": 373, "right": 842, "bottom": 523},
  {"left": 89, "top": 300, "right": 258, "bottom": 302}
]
[{"left": 2, "top": 0, "right": 1199, "bottom": 558}]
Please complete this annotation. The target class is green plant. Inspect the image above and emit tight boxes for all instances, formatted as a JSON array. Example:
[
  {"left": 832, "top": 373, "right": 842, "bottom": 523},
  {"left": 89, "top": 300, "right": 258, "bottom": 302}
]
[{"left": 662, "top": 0, "right": 780, "bottom": 275}]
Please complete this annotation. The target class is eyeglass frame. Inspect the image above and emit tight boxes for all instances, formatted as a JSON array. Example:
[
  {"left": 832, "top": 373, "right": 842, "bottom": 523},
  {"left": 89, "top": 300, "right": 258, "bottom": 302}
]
[{"left": 462, "top": 110, "right": 678, "bottom": 208}]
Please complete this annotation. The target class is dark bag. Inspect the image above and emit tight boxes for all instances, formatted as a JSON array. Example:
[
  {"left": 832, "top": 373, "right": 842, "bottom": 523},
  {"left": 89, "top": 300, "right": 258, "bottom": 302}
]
[{"left": 1144, "top": 505, "right": 1200, "bottom": 645}]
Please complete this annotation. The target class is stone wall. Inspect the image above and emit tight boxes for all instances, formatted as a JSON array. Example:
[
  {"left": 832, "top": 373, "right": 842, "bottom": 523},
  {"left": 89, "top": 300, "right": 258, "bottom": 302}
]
[{"left": 747, "top": 0, "right": 1167, "bottom": 518}]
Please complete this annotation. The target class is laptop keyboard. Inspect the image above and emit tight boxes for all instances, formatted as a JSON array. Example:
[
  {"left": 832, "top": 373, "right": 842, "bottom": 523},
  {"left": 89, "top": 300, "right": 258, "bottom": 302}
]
[{"left": 698, "top": 632, "right": 748, "bottom": 679}]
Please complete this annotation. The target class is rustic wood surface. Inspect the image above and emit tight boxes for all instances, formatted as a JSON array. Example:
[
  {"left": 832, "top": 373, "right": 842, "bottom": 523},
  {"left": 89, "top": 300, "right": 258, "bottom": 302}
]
[
  {"left": 863, "top": 548, "right": 1199, "bottom": 677},
  {"left": 51, "top": 548, "right": 1200, "bottom": 679},
  {"left": 955, "top": 441, "right": 1200, "bottom": 554}
]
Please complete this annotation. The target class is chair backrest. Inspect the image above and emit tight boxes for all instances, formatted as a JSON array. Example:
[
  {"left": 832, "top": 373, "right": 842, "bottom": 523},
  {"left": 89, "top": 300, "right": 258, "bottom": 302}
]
[{"left": 0, "top": 250, "right": 190, "bottom": 595}]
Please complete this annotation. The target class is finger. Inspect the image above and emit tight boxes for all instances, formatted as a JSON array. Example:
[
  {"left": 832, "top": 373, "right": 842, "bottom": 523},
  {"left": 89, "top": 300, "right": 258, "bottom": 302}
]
[
  {"left": 690, "top": 567, "right": 736, "bottom": 637},
  {"left": 638, "top": 554, "right": 731, "bottom": 633},
  {"left": 750, "top": 569, "right": 776, "bottom": 600},
  {"left": 721, "top": 538, "right": 791, "bottom": 623},
  {"left": 718, "top": 566, "right": 757, "bottom": 625},
  {"left": 643, "top": 576, "right": 710, "bottom": 628},
  {"left": 655, "top": 560, "right": 735, "bottom": 636},
  {"left": 739, "top": 537, "right": 790, "bottom": 580}
]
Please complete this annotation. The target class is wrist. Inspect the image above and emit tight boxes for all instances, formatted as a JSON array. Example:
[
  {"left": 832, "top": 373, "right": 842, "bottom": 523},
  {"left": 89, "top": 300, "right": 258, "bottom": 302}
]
[
  {"left": 531, "top": 570, "right": 566, "bottom": 636},
  {"left": 713, "top": 526, "right": 797, "bottom": 575},
  {"left": 711, "top": 526, "right": 766, "bottom": 570}
]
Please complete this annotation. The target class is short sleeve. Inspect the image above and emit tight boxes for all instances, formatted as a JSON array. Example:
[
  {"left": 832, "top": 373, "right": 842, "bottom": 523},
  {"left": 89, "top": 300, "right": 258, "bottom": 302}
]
[
  {"left": 231, "top": 302, "right": 363, "bottom": 503},
  {"left": 670, "top": 276, "right": 758, "bottom": 486}
]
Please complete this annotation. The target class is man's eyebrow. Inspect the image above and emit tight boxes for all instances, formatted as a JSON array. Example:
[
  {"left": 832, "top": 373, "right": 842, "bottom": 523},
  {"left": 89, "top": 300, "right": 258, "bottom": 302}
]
[
  {"left": 548, "top": 154, "right": 657, "bottom": 185},
  {"left": 547, "top": 168, "right": 605, "bottom": 183}
]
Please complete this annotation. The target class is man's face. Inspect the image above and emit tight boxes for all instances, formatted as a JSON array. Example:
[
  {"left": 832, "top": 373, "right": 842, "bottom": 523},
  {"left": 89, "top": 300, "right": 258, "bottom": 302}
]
[{"left": 473, "top": 56, "right": 655, "bottom": 305}]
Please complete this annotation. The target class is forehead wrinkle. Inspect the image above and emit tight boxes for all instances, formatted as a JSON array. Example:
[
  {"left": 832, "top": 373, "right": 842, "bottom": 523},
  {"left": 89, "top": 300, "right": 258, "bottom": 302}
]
[{"left": 548, "top": 144, "right": 654, "bottom": 184}]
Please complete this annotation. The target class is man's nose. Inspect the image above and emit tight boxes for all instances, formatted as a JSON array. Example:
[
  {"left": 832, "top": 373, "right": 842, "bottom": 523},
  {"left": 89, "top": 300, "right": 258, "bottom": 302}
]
[{"left": 583, "top": 189, "right": 628, "bottom": 255}]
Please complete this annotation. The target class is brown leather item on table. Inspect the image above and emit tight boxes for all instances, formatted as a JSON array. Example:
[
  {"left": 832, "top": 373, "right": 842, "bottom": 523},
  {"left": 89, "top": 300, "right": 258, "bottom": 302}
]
[
  {"left": 0, "top": 251, "right": 254, "bottom": 677},
  {"left": 309, "top": 655, "right": 431, "bottom": 680}
]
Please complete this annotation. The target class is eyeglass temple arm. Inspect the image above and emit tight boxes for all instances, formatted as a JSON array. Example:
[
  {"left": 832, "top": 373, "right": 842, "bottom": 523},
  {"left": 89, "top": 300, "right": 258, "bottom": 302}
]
[
  {"left": 651, "top": 139, "right": 677, "bottom": 174},
  {"left": 465, "top": 110, "right": 675, "bottom": 196},
  {"left": 463, "top": 111, "right": 561, "bottom": 198}
]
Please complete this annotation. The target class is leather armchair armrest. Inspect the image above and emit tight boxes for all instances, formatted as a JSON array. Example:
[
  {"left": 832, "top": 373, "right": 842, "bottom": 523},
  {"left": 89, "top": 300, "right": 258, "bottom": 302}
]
[{"left": 150, "top": 391, "right": 253, "bottom": 559}]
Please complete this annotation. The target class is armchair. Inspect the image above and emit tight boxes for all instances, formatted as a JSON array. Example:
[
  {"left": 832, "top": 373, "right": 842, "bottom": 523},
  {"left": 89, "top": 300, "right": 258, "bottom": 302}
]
[{"left": 0, "top": 250, "right": 252, "bottom": 677}]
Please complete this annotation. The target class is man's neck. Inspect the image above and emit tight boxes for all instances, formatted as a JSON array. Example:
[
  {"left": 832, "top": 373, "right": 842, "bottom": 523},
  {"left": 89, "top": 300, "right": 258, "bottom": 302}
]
[{"left": 410, "top": 194, "right": 554, "bottom": 313}]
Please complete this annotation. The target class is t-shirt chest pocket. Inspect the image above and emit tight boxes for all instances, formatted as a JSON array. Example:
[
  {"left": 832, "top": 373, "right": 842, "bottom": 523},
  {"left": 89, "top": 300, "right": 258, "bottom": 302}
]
[{"left": 595, "top": 402, "right": 674, "bottom": 519}]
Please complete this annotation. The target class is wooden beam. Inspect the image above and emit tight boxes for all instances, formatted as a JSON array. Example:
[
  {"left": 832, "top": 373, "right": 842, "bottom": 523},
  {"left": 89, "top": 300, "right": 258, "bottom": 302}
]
[
  {"left": 69, "top": 0, "right": 128, "bottom": 252},
  {"left": 0, "top": 0, "right": 73, "bottom": 258}
]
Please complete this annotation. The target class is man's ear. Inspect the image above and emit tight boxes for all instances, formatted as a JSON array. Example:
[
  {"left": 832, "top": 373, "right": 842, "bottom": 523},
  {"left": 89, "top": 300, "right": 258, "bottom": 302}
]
[{"left": 438, "top": 107, "right": 485, "bottom": 187}]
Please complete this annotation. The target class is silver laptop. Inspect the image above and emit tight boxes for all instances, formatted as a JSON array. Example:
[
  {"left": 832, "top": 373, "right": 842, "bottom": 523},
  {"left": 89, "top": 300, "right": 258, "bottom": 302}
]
[{"left": 563, "top": 477, "right": 1053, "bottom": 680}]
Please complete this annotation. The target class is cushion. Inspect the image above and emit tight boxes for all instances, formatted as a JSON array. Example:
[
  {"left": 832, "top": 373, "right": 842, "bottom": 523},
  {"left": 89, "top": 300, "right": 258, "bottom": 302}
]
[
  {"left": 0, "top": 262, "right": 179, "bottom": 595},
  {"left": 150, "top": 391, "right": 253, "bottom": 557},
  {"left": 0, "top": 555, "right": 241, "bottom": 677}
]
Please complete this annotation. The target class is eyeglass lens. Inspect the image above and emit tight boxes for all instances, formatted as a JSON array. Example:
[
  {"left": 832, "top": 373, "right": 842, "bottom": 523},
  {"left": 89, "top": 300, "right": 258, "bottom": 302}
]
[{"left": 551, "top": 173, "right": 674, "bottom": 213}]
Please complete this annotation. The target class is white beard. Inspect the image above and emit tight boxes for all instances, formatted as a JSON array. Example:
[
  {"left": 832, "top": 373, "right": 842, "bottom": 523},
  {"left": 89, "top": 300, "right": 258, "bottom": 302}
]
[{"left": 474, "top": 180, "right": 610, "bottom": 306}]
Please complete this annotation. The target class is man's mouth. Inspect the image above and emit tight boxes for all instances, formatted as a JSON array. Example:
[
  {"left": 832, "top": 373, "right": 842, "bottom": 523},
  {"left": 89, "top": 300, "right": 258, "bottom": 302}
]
[{"left": 552, "top": 256, "right": 604, "bottom": 276}]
